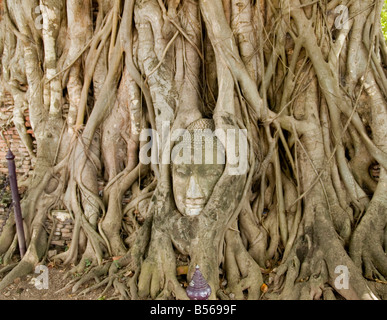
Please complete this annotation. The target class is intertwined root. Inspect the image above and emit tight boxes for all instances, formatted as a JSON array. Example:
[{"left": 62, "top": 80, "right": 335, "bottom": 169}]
[
  {"left": 265, "top": 250, "right": 331, "bottom": 300},
  {"left": 137, "top": 232, "right": 188, "bottom": 300},
  {"left": 223, "top": 228, "right": 263, "bottom": 300},
  {"left": 350, "top": 201, "right": 387, "bottom": 282},
  {"left": 138, "top": 258, "right": 188, "bottom": 300},
  {"left": 1, "top": 0, "right": 387, "bottom": 302}
]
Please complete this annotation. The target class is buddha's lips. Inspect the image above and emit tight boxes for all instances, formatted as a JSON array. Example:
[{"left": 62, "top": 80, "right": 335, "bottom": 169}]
[
  {"left": 185, "top": 200, "right": 206, "bottom": 216},
  {"left": 185, "top": 200, "right": 206, "bottom": 208}
]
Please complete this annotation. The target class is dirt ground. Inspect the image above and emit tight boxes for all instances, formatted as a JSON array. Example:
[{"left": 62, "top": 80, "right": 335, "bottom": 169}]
[{"left": 0, "top": 264, "right": 115, "bottom": 300}]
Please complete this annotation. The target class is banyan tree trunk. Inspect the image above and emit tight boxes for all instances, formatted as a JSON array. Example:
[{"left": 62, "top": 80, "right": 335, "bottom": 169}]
[{"left": 0, "top": 0, "right": 386, "bottom": 300}]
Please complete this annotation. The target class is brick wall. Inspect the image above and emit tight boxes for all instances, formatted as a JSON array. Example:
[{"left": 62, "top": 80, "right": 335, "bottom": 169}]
[
  {"left": 45, "top": 211, "right": 74, "bottom": 250},
  {"left": 0, "top": 94, "right": 76, "bottom": 252},
  {"left": 0, "top": 93, "right": 35, "bottom": 178},
  {"left": 0, "top": 93, "right": 36, "bottom": 234}
]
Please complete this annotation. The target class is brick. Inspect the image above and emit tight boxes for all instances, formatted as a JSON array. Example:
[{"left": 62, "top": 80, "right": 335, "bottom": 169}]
[
  {"left": 48, "top": 250, "right": 57, "bottom": 258},
  {"left": 0, "top": 93, "right": 33, "bottom": 183},
  {"left": 51, "top": 240, "right": 65, "bottom": 247}
]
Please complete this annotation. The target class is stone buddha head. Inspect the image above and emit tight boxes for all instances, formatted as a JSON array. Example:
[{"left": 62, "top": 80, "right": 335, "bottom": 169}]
[{"left": 171, "top": 119, "right": 225, "bottom": 216}]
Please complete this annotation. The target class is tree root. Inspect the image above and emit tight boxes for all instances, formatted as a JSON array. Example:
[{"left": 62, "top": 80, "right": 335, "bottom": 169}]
[
  {"left": 266, "top": 251, "right": 332, "bottom": 300},
  {"left": 0, "top": 260, "right": 34, "bottom": 292},
  {"left": 71, "top": 262, "right": 111, "bottom": 294},
  {"left": 224, "top": 226, "right": 263, "bottom": 300},
  {"left": 1, "top": 0, "right": 387, "bottom": 303},
  {"left": 138, "top": 231, "right": 188, "bottom": 300},
  {"left": 350, "top": 198, "right": 387, "bottom": 281},
  {"left": 64, "top": 252, "right": 136, "bottom": 300},
  {"left": 0, "top": 179, "right": 56, "bottom": 291},
  {"left": 138, "top": 254, "right": 188, "bottom": 300},
  {"left": 266, "top": 255, "right": 302, "bottom": 300},
  {"left": 264, "top": 202, "right": 380, "bottom": 301}
]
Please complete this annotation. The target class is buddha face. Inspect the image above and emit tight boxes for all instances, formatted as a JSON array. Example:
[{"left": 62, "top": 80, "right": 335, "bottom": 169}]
[
  {"left": 172, "top": 119, "right": 225, "bottom": 216},
  {"left": 172, "top": 162, "right": 225, "bottom": 216}
]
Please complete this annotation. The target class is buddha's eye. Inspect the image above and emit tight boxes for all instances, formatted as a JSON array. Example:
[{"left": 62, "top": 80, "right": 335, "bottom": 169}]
[
  {"left": 203, "top": 165, "right": 224, "bottom": 177},
  {"left": 208, "top": 171, "right": 222, "bottom": 178},
  {"left": 176, "top": 167, "right": 190, "bottom": 176}
]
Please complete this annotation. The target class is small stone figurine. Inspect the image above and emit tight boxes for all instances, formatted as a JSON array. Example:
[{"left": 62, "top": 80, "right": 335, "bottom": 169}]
[{"left": 186, "top": 265, "right": 212, "bottom": 300}]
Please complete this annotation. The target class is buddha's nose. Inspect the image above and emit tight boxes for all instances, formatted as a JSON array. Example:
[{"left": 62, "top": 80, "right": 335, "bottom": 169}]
[{"left": 186, "top": 176, "right": 204, "bottom": 200}]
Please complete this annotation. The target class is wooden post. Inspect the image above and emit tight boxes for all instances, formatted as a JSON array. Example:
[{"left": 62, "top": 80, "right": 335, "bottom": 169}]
[{"left": 5, "top": 149, "right": 26, "bottom": 258}]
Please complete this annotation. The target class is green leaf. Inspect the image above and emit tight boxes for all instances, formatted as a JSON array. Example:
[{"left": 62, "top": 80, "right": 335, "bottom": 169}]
[
  {"left": 85, "top": 258, "right": 91, "bottom": 267},
  {"left": 382, "top": 1, "right": 387, "bottom": 40}
]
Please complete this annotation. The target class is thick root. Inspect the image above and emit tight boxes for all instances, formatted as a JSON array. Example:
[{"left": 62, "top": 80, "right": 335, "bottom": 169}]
[
  {"left": 138, "top": 255, "right": 188, "bottom": 300},
  {"left": 350, "top": 199, "right": 387, "bottom": 281},
  {"left": 72, "top": 262, "right": 111, "bottom": 294},
  {"left": 138, "top": 231, "right": 188, "bottom": 300},
  {"left": 224, "top": 227, "right": 263, "bottom": 300},
  {"left": 0, "top": 260, "right": 34, "bottom": 292}
]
